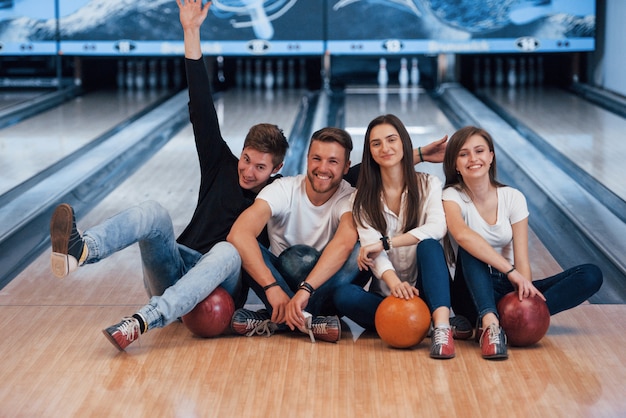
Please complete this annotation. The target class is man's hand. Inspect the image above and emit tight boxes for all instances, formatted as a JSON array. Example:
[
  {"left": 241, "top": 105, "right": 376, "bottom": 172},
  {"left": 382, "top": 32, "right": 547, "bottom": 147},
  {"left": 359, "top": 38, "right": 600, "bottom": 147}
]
[
  {"left": 177, "top": 0, "right": 210, "bottom": 31},
  {"left": 285, "top": 290, "right": 310, "bottom": 331},
  {"left": 265, "top": 285, "right": 291, "bottom": 324},
  {"left": 418, "top": 134, "right": 448, "bottom": 164}
]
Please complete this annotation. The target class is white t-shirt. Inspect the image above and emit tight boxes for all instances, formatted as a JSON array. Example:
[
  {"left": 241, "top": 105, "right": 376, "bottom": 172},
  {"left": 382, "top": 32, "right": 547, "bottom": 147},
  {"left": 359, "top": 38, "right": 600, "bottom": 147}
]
[
  {"left": 354, "top": 173, "right": 447, "bottom": 297},
  {"left": 257, "top": 174, "right": 354, "bottom": 256},
  {"left": 442, "top": 185, "right": 529, "bottom": 265}
]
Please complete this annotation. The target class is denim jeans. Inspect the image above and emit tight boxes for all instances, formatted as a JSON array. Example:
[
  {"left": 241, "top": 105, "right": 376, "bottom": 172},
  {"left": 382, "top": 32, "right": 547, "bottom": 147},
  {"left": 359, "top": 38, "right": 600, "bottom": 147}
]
[
  {"left": 453, "top": 247, "right": 603, "bottom": 324},
  {"left": 247, "top": 242, "right": 367, "bottom": 318},
  {"left": 333, "top": 239, "right": 452, "bottom": 331},
  {"left": 82, "top": 201, "right": 243, "bottom": 329}
]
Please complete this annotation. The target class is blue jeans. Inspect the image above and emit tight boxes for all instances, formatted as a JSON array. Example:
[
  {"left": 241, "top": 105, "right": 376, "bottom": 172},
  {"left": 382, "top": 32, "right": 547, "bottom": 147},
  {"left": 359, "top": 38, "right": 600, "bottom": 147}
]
[
  {"left": 82, "top": 201, "right": 243, "bottom": 329},
  {"left": 452, "top": 247, "right": 603, "bottom": 324},
  {"left": 247, "top": 242, "right": 366, "bottom": 317},
  {"left": 333, "top": 239, "right": 451, "bottom": 331}
]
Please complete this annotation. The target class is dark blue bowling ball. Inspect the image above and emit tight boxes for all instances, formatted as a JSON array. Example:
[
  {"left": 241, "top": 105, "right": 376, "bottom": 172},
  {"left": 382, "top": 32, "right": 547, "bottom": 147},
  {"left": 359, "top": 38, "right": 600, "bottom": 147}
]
[{"left": 277, "top": 245, "right": 321, "bottom": 283}]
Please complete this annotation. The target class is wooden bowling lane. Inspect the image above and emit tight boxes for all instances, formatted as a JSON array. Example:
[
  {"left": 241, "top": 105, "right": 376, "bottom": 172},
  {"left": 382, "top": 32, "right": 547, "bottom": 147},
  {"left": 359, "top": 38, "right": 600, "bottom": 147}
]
[
  {"left": 0, "top": 89, "right": 172, "bottom": 196},
  {"left": 483, "top": 86, "right": 626, "bottom": 203}
]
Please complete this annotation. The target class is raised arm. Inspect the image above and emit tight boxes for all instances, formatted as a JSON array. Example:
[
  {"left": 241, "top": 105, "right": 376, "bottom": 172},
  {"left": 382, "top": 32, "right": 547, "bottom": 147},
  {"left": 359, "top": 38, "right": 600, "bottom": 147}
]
[
  {"left": 227, "top": 199, "right": 291, "bottom": 323},
  {"left": 177, "top": 0, "right": 210, "bottom": 60}
]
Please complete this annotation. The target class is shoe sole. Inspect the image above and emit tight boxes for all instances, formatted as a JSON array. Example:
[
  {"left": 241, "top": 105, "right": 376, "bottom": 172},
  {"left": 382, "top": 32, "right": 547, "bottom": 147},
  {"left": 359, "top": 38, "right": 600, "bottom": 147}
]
[
  {"left": 50, "top": 204, "right": 73, "bottom": 278},
  {"left": 483, "top": 353, "right": 509, "bottom": 360},
  {"left": 102, "top": 329, "right": 125, "bottom": 351},
  {"left": 430, "top": 353, "right": 456, "bottom": 359}
]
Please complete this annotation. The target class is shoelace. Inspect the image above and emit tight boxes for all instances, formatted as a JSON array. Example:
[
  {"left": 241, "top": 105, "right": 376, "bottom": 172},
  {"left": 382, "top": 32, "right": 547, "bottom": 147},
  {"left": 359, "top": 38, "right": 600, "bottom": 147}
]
[
  {"left": 487, "top": 323, "right": 502, "bottom": 346},
  {"left": 432, "top": 327, "right": 450, "bottom": 346},
  {"left": 298, "top": 314, "right": 315, "bottom": 343},
  {"left": 245, "top": 319, "right": 276, "bottom": 337},
  {"left": 118, "top": 318, "right": 140, "bottom": 341}
]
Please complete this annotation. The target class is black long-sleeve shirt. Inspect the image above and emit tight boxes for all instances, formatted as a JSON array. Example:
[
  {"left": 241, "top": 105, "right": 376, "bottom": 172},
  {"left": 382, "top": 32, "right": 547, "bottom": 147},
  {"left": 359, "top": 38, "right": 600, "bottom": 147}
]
[{"left": 176, "top": 58, "right": 259, "bottom": 254}]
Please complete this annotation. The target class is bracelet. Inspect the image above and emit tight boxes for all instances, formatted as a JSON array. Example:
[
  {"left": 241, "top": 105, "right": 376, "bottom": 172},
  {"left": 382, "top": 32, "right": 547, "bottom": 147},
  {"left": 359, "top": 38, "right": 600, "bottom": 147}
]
[
  {"left": 418, "top": 146, "right": 424, "bottom": 163},
  {"left": 504, "top": 267, "right": 515, "bottom": 277},
  {"left": 298, "top": 281, "right": 315, "bottom": 294},
  {"left": 262, "top": 282, "right": 279, "bottom": 292},
  {"left": 380, "top": 236, "right": 392, "bottom": 251}
]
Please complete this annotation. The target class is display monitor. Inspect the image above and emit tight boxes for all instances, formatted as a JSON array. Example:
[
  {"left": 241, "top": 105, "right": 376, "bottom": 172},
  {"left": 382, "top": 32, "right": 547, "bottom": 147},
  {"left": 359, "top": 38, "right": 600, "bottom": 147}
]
[
  {"left": 58, "top": 0, "right": 324, "bottom": 56},
  {"left": 326, "top": 0, "right": 596, "bottom": 55},
  {"left": 0, "top": 0, "right": 58, "bottom": 55}
]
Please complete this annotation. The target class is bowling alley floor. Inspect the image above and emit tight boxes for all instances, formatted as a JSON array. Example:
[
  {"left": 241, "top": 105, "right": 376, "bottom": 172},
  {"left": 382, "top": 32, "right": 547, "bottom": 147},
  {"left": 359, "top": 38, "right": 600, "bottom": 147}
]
[{"left": 0, "top": 87, "right": 625, "bottom": 417}]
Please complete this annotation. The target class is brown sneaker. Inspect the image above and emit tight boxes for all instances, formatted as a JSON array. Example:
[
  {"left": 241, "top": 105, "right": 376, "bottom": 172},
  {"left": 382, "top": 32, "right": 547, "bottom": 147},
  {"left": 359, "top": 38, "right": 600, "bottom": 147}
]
[{"left": 50, "top": 203, "right": 86, "bottom": 278}]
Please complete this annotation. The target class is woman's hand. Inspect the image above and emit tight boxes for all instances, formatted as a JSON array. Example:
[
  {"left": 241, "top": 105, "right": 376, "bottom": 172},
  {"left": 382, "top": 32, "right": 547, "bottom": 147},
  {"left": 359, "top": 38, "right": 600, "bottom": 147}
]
[
  {"left": 508, "top": 270, "right": 546, "bottom": 301},
  {"left": 390, "top": 281, "right": 419, "bottom": 300},
  {"left": 357, "top": 241, "right": 383, "bottom": 271}
]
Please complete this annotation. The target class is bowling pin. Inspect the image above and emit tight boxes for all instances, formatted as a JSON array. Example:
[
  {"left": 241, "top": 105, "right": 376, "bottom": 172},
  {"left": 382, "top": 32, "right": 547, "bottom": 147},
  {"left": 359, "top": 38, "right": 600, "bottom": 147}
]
[
  {"left": 254, "top": 59, "right": 263, "bottom": 89},
  {"left": 264, "top": 59, "right": 274, "bottom": 89},
  {"left": 495, "top": 57, "right": 504, "bottom": 87},
  {"left": 410, "top": 57, "right": 420, "bottom": 87},
  {"left": 398, "top": 57, "right": 409, "bottom": 87},
  {"left": 217, "top": 55, "right": 225, "bottom": 84},
  {"left": 507, "top": 58, "right": 516, "bottom": 88},
  {"left": 245, "top": 59, "right": 253, "bottom": 88},
  {"left": 126, "top": 60, "right": 135, "bottom": 90},
  {"left": 148, "top": 59, "right": 158, "bottom": 90},
  {"left": 116, "top": 60, "right": 125, "bottom": 90},
  {"left": 135, "top": 59, "right": 145, "bottom": 90},
  {"left": 275, "top": 59, "right": 285, "bottom": 89},
  {"left": 378, "top": 58, "right": 388, "bottom": 87}
]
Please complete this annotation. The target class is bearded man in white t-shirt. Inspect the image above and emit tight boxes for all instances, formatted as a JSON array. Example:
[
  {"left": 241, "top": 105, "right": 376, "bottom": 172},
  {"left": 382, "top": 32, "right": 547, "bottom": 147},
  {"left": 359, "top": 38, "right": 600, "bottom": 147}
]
[{"left": 227, "top": 127, "right": 364, "bottom": 343}]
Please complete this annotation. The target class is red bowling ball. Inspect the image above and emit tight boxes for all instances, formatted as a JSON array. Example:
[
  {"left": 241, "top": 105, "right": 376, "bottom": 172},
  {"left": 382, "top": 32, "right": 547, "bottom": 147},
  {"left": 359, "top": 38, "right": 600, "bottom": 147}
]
[
  {"left": 182, "top": 286, "right": 235, "bottom": 338},
  {"left": 497, "top": 292, "right": 550, "bottom": 346}
]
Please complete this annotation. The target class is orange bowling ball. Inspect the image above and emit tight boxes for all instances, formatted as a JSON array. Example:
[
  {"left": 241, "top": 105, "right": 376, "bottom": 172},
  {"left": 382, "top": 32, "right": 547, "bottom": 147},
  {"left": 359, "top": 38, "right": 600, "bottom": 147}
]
[{"left": 375, "top": 296, "right": 431, "bottom": 348}]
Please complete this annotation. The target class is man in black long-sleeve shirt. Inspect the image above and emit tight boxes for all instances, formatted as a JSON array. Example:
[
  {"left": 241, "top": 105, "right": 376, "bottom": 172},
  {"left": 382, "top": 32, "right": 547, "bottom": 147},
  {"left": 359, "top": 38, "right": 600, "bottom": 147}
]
[{"left": 49, "top": 0, "right": 288, "bottom": 351}]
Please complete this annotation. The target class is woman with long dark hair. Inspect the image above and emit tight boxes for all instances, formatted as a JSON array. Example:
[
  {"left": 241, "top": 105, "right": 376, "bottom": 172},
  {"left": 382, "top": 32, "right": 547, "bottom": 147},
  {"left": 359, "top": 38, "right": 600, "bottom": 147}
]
[{"left": 334, "top": 114, "right": 459, "bottom": 359}]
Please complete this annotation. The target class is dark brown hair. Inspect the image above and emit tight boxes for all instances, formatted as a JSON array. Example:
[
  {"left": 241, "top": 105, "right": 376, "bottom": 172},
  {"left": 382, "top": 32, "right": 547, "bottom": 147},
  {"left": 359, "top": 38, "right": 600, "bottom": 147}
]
[{"left": 243, "top": 123, "right": 289, "bottom": 168}]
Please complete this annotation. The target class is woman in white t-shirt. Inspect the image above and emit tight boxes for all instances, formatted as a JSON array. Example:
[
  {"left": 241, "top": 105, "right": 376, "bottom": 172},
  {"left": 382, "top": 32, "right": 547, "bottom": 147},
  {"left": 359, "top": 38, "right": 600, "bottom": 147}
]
[
  {"left": 333, "top": 114, "right": 457, "bottom": 359},
  {"left": 442, "top": 126, "right": 602, "bottom": 360}
]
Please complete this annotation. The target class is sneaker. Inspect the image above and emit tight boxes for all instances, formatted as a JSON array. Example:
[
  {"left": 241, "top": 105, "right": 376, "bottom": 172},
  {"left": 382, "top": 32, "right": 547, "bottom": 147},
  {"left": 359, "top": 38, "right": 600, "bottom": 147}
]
[
  {"left": 480, "top": 323, "right": 508, "bottom": 360},
  {"left": 231, "top": 308, "right": 277, "bottom": 337},
  {"left": 430, "top": 326, "right": 455, "bottom": 359},
  {"left": 103, "top": 317, "right": 141, "bottom": 351},
  {"left": 50, "top": 203, "right": 86, "bottom": 278},
  {"left": 450, "top": 315, "right": 473, "bottom": 340},
  {"left": 308, "top": 315, "right": 341, "bottom": 343}
]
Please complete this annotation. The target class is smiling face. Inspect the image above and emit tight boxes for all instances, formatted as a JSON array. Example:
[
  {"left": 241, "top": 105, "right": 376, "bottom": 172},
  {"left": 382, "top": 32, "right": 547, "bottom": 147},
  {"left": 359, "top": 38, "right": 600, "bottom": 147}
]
[
  {"left": 368, "top": 123, "right": 404, "bottom": 169},
  {"left": 455, "top": 133, "right": 494, "bottom": 181},
  {"left": 237, "top": 147, "right": 281, "bottom": 193},
  {"left": 305, "top": 139, "right": 350, "bottom": 204}
]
